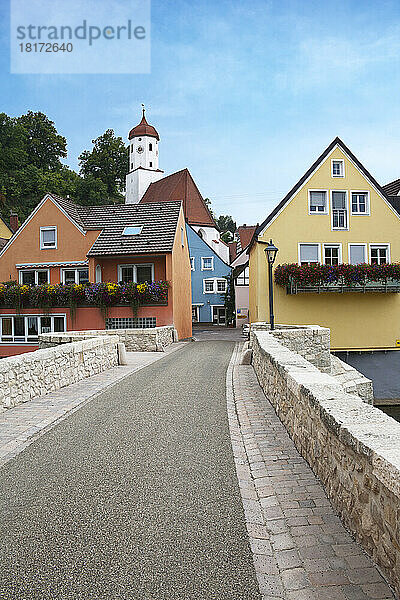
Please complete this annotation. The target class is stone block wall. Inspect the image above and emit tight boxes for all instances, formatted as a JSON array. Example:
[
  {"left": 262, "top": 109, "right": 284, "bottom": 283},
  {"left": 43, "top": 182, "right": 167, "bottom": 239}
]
[
  {"left": 39, "top": 325, "right": 177, "bottom": 352},
  {"left": 0, "top": 335, "right": 119, "bottom": 411},
  {"left": 330, "top": 354, "right": 374, "bottom": 404},
  {"left": 250, "top": 323, "right": 331, "bottom": 372},
  {"left": 251, "top": 329, "right": 400, "bottom": 595}
]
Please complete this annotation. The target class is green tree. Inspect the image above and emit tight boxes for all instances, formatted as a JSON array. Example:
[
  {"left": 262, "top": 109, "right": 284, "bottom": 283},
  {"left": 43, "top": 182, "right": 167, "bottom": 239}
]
[
  {"left": 224, "top": 273, "right": 236, "bottom": 326},
  {"left": 217, "top": 214, "right": 236, "bottom": 235},
  {"left": 73, "top": 175, "right": 109, "bottom": 206},
  {"left": 17, "top": 111, "right": 67, "bottom": 170},
  {"left": 204, "top": 197, "right": 215, "bottom": 219},
  {"left": 78, "top": 129, "right": 128, "bottom": 199}
]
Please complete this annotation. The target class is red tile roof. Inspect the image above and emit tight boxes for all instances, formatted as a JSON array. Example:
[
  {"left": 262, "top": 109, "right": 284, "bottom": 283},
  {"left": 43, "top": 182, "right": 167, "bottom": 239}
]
[
  {"left": 237, "top": 225, "right": 257, "bottom": 250},
  {"left": 228, "top": 241, "right": 238, "bottom": 263},
  {"left": 140, "top": 168, "right": 216, "bottom": 227}
]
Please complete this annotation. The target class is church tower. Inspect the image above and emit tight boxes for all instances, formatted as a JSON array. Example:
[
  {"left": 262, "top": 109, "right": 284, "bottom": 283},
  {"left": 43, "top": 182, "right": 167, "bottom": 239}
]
[{"left": 125, "top": 106, "right": 164, "bottom": 204}]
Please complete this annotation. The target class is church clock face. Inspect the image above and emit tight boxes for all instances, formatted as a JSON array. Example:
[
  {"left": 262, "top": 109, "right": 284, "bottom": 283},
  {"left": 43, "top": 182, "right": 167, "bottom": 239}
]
[{"left": 137, "top": 146, "right": 144, "bottom": 154}]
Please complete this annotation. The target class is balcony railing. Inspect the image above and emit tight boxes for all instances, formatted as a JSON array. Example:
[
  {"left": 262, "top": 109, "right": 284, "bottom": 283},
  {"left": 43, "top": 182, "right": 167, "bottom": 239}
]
[{"left": 287, "top": 278, "right": 400, "bottom": 295}]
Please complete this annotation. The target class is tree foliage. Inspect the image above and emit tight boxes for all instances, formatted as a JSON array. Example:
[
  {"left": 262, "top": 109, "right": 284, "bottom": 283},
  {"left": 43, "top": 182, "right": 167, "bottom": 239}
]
[
  {"left": 224, "top": 273, "right": 236, "bottom": 326},
  {"left": 78, "top": 129, "right": 128, "bottom": 198},
  {"left": 17, "top": 111, "right": 67, "bottom": 170},
  {"left": 0, "top": 111, "right": 128, "bottom": 223},
  {"left": 217, "top": 214, "right": 236, "bottom": 235}
]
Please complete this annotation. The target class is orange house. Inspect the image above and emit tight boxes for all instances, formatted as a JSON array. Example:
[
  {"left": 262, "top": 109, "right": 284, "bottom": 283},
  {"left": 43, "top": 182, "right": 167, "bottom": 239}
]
[{"left": 0, "top": 193, "right": 192, "bottom": 356}]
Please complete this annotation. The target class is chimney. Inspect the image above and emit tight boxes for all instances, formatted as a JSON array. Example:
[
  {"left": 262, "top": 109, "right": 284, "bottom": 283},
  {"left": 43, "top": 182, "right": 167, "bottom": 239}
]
[{"left": 9, "top": 212, "right": 18, "bottom": 233}]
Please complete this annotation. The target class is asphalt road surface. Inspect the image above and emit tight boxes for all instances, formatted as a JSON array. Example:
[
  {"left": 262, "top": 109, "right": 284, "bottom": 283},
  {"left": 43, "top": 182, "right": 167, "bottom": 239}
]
[{"left": 0, "top": 341, "right": 261, "bottom": 600}]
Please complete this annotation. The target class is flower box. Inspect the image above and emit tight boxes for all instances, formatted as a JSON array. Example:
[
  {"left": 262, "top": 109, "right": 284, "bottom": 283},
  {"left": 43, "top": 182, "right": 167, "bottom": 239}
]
[{"left": 275, "top": 263, "right": 400, "bottom": 295}]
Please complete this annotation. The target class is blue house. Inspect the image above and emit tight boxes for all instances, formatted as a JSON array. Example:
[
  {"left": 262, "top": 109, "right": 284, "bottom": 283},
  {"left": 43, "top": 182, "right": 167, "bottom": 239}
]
[{"left": 186, "top": 225, "right": 232, "bottom": 325}]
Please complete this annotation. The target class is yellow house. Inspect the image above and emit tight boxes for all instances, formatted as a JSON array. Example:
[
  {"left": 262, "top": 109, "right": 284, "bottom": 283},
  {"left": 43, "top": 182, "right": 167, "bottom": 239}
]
[
  {"left": 249, "top": 137, "right": 400, "bottom": 351},
  {"left": 0, "top": 216, "right": 13, "bottom": 250}
]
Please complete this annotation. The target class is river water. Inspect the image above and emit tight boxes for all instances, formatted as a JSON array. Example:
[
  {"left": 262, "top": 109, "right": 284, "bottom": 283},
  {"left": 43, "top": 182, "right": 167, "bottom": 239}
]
[{"left": 378, "top": 404, "right": 400, "bottom": 422}]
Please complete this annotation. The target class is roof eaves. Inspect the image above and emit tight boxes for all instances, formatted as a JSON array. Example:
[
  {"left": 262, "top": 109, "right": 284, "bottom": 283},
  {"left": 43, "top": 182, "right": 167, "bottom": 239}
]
[
  {"left": 256, "top": 137, "right": 397, "bottom": 241},
  {"left": 188, "top": 224, "right": 232, "bottom": 268}
]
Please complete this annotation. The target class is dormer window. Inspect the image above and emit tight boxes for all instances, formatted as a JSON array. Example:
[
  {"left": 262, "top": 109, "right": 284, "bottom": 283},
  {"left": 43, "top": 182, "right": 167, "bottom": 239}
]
[
  {"left": 332, "top": 159, "right": 344, "bottom": 177},
  {"left": 122, "top": 226, "right": 143, "bottom": 235},
  {"left": 40, "top": 226, "right": 57, "bottom": 249}
]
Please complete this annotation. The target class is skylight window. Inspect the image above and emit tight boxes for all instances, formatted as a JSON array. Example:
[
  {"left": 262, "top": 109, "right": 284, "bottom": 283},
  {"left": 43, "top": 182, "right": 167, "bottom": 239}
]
[{"left": 123, "top": 226, "right": 143, "bottom": 236}]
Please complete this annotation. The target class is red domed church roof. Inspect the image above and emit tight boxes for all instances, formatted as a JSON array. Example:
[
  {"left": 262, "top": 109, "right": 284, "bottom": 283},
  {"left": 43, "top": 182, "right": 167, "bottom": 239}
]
[{"left": 128, "top": 106, "right": 159, "bottom": 140}]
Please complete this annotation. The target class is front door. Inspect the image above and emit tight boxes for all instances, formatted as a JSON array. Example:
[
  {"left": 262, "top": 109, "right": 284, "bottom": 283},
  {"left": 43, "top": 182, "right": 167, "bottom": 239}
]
[
  {"left": 192, "top": 306, "right": 199, "bottom": 323},
  {"left": 212, "top": 306, "right": 226, "bottom": 325}
]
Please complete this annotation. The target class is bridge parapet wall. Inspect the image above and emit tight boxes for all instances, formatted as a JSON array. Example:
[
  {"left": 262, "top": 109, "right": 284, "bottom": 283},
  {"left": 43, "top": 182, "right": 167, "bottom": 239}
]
[
  {"left": 39, "top": 325, "right": 177, "bottom": 352},
  {"left": 0, "top": 335, "right": 119, "bottom": 411},
  {"left": 251, "top": 329, "right": 400, "bottom": 596},
  {"left": 250, "top": 323, "right": 373, "bottom": 402},
  {"left": 250, "top": 323, "right": 331, "bottom": 372}
]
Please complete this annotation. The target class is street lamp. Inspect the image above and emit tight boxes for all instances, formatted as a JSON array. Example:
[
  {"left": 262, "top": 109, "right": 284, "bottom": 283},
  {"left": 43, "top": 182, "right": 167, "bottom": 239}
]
[{"left": 264, "top": 240, "right": 279, "bottom": 330}]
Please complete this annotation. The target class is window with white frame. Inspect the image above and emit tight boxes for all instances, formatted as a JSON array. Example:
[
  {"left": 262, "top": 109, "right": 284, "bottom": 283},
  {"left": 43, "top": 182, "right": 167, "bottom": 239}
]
[
  {"left": 331, "top": 191, "right": 348, "bottom": 229},
  {"left": 204, "top": 279, "right": 214, "bottom": 292},
  {"left": 203, "top": 278, "right": 227, "bottom": 293},
  {"left": 236, "top": 266, "right": 249, "bottom": 286},
  {"left": 19, "top": 269, "right": 49, "bottom": 285},
  {"left": 95, "top": 265, "right": 102, "bottom": 283},
  {"left": 40, "top": 226, "right": 57, "bottom": 249},
  {"left": 299, "top": 244, "right": 320, "bottom": 265},
  {"left": 190, "top": 257, "right": 195, "bottom": 271},
  {"left": 0, "top": 314, "right": 65, "bottom": 343},
  {"left": 62, "top": 268, "right": 89, "bottom": 284},
  {"left": 216, "top": 279, "right": 227, "bottom": 293},
  {"left": 323, "top": 245, "right": 341, "bottom": 266},
  {"left": 351, "top": 192, "right": 369, "bottom": 215},
  {"left": 201, "top": 257, "right": 213, "bottom": 270},
  {"left": 118, "top": 264, "right": 154, "bottom": 284},
  {"left": 181, "top": 227, "right": 185, "bottom": 247},
  {"left": 370, "top": 244, "right": 389, "bottom": 265},
  {"left": 332, "top": 160, "right": 344, "bottom": 177},
  {"left": 349, "top": 244, "right": 367, "bottom": 265},
  {"left": 309, "top": 190, "right": 328, "bottom": 214}
]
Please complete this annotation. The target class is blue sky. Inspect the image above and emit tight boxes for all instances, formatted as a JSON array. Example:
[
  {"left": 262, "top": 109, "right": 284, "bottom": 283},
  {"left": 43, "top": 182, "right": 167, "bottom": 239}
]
[{"left": 2, "top": 0, "right": 400, "bottom": 225}]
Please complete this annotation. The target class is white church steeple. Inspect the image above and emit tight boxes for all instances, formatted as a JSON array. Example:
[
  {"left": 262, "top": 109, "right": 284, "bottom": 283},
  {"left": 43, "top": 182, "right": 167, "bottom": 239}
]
[{"left": 125, "top": 105, "right": 164, "bottom": 204}]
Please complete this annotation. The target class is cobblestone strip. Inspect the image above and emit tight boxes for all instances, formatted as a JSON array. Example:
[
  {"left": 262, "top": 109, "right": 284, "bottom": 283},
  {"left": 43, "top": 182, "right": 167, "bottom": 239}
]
[
  {"left": 0, "top": 343, "right": 187, "bottom": 468},
  {"left": 226, "top": 344, "right": 396, "bottom": 600}
]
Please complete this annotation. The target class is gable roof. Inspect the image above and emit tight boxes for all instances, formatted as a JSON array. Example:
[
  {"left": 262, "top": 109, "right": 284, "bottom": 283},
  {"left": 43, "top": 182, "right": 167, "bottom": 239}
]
[
  {"left": 0, "top": 193, "right": 182, "bottom": 258},
  {"left": 228, "top": 241, "right": 238, "bottom": 263},
  {"left": 48, "top": 193, "right": 86, "bottom": 229},
  {"left": 250, "top": 137, "right": 395, "bottom": 250},
  {"left": 140, "top": 168, "right": 216, "bottom": 227},
  {"left": 86, "top": 201, "right": 182, "bottom": 256},
  {"left": 236, "top": 225, "right": 257, "bottom": 251},
  {"left": 187, "top": 224, "right": 231, "bottom": 268},
  {"left": 383, "top": 178, "right": 400, "bottom": 197}
]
